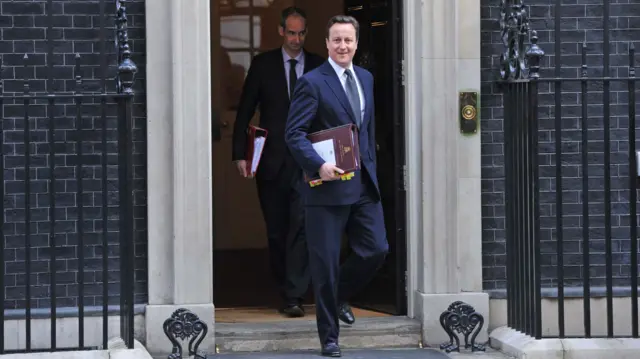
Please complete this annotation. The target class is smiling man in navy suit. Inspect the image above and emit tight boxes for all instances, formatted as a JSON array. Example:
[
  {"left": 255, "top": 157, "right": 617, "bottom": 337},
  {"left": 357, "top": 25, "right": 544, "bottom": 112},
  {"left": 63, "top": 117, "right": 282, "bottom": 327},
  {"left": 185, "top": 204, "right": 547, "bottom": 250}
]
[{"left": 284, "top": 15, "right": 389, "bottom": 357}]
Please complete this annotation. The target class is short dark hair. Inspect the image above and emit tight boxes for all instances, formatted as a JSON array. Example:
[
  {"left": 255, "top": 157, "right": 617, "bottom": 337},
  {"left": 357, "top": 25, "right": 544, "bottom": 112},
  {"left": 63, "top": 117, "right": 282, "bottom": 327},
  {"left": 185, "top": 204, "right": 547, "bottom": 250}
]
[
  {"left": 325, "top": 15, "right": 360, "bottom": 40},
  {"left": 280, "top": 6, "right": 307, "bottom": 29}
]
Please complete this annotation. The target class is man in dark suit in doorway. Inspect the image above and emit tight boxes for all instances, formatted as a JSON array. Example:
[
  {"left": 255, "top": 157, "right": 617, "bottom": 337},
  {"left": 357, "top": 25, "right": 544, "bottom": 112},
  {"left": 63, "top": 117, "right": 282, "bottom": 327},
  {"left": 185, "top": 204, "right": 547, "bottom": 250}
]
[
  {"left": 284, "top": 15, "right": 389, "bottom": 357},
  {"left": 232, "top": 6, "right": 325, "bottom": 318}
]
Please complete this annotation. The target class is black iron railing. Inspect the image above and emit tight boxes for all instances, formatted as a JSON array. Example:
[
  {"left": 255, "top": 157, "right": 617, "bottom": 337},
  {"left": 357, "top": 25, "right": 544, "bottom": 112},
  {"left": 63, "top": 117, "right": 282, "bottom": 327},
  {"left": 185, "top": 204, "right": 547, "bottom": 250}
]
[
  {"left": 0, "top": 0, "right": 137, "bottom": 353},
  {"left": 502, "top": 76, "right": 542, "bottom": 339},
  {"left": 499, "top": 0, "right": 639, "bottom": 339}
]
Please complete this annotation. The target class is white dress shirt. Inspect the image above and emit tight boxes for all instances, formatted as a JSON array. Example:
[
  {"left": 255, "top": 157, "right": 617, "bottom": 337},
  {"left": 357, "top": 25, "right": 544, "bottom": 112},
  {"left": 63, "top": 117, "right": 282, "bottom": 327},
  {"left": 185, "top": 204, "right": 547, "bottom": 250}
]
[
  {"left": 282, "top": 47, "right": 305, "bottom": 98},
  {"left": 327, "top": 57, "right": 365, "bottom": 120}
]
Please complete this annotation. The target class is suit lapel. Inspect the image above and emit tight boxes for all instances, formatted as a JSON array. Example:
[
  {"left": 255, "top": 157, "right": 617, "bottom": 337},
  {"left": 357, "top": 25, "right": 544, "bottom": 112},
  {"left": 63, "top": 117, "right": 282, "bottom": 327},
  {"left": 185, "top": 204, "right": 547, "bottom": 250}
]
[
  {"left": 272, "top": 50, "right": 289, "bottom": 101},
  {"left": 321, "top": 61, "right": 357, "bottom": 124}
]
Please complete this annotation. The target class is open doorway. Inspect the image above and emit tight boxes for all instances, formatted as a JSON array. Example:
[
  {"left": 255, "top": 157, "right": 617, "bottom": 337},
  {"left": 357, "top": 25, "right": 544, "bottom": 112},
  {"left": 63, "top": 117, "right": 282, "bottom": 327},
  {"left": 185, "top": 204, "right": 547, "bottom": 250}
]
[{"left": 211, "top": 0, "right": 406, "bottom": 321}]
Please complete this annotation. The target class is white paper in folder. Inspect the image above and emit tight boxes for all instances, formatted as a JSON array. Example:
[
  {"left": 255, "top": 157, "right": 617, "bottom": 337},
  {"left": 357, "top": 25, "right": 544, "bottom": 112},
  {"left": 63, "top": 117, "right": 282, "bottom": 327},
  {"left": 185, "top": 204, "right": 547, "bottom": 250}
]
[
  {"left": 312, "top": 139, "right": 337, "bottom": 165},
  {"left": 251, "top": 136, "right": 266, "bottom": 174}
]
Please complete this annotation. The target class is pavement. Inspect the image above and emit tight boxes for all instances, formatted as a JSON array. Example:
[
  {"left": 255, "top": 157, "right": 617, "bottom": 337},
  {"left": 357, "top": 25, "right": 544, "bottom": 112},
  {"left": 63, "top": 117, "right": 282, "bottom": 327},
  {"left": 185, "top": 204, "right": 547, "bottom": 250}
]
[{"left": 206, "top": 347, "right": 515, "bottom": 359}]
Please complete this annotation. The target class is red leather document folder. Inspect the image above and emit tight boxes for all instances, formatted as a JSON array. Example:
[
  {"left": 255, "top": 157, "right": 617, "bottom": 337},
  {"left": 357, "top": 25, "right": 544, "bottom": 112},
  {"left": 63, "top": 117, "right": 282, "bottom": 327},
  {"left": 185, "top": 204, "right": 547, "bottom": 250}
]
[
  {"left": 303, "top": 123, "right": 360, "bottom": 184},
  {"left": 246, "top": 125, "right": 268, "bottom": 177}
]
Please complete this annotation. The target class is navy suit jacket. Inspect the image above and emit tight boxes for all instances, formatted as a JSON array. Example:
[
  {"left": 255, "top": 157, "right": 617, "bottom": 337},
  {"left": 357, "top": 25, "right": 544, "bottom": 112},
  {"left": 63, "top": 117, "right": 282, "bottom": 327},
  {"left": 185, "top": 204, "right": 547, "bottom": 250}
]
[{"left": 285, "top": 60, "right": 380, "bottom": 206}]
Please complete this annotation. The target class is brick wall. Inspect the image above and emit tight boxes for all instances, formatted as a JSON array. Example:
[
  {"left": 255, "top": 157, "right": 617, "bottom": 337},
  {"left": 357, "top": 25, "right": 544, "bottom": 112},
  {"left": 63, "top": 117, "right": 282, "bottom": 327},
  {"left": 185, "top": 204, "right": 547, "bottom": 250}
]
[
  {"left": 8, "top": 0, "right": 638, "bottom": 310},
  {"left": 1, "top": 0, "right": 147, "bottom": 312},
  {"left": 481, "top": 0, "right": 640, "bottom": 293}
]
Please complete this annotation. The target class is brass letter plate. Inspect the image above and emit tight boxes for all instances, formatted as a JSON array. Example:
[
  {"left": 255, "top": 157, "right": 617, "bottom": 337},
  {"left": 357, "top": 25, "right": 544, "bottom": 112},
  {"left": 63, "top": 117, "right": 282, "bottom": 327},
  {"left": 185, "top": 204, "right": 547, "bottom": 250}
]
[{"left": 459, "top": 91, "right": 478, "bottom": 134}]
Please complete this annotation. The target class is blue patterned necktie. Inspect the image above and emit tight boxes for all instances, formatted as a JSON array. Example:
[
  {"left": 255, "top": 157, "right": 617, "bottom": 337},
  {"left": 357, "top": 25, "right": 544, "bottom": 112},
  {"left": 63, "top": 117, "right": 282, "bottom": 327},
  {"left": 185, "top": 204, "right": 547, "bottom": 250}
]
[{"left": 344, "top": 69, "right": 361, "bottom": 127}]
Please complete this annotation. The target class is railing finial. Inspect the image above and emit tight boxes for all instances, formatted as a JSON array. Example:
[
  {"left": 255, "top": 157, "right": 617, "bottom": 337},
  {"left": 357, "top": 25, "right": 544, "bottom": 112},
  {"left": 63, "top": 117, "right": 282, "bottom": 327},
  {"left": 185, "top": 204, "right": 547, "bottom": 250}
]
[
  {"left": 526, "top": 31, "right": 544, "bottom": 79},
  {"left": 116, "top": 0, "right": 137, "bottom": 95},
  {"left": 498, "top": 0, "right": 544, "bottom": 81}
]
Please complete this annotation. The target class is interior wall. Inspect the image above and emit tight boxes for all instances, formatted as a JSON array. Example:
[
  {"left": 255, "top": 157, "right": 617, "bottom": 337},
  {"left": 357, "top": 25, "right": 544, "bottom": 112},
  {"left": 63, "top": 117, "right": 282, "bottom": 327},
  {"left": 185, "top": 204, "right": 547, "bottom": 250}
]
[{"left": 295, "top": 0, "right": 343, "bottom": 57}]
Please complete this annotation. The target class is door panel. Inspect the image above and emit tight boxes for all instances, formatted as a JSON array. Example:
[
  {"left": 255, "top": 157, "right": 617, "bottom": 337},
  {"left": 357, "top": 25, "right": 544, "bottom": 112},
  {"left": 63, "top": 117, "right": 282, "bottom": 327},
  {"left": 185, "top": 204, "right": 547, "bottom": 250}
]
[
  {"left": 390, "top": 0, "right": 407, "bottom": 316},
  {"left": 347, "top": 0, "right": 407, "bottom": 315},
  {"left": 212, "top": 1, "right": 268, "bottom": 254}
]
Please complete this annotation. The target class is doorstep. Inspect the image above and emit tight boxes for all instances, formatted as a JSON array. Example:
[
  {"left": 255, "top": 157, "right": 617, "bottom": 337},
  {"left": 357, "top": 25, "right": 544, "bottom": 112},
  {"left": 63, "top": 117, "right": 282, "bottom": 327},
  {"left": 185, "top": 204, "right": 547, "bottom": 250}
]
[
  {"left": 206, "top": 347, "right": 513, "bottom": 358},
  {"left": 215, "top": 316, "right": 421, "bottom": 353}
]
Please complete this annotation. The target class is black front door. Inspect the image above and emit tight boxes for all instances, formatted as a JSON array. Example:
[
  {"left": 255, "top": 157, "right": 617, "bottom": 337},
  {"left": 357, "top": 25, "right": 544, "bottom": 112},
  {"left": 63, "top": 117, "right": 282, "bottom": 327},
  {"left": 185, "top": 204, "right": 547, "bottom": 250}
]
[{"left": 345, "top": 0, "right": 407, "bottom": 316}]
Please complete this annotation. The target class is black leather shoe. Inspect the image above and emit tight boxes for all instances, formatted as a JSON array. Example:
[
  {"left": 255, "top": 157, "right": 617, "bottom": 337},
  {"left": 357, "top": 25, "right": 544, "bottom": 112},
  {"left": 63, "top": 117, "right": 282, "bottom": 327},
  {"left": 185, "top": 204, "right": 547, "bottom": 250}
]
[
  {"left": 338, "top": 303, "right": 355, "bottom": 325},
  {"left": 321, "top": 342, "right": 341, "bottom": 357},
  {"left": 281, "top": 303, "right": 305, "bottom": 318}
]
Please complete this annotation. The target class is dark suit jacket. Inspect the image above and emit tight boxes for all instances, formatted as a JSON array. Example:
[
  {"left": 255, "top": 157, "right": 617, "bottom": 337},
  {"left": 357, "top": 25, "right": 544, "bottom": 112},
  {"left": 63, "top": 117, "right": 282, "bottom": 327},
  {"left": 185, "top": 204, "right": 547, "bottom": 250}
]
[
  {"left": 232, "top": 47, "right": 325, "bottom": 181},
  {"left": 285, "top": 60, "right": 380, "bottom": 206}
]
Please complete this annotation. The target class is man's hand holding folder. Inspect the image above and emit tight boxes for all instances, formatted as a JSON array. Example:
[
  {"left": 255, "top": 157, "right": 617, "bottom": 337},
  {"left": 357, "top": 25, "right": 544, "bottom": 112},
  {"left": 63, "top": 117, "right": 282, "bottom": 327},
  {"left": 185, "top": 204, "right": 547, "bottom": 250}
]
[
  {"left": 240, "top": 125, "right": 268, "bottom": 178},
  {"left": 318, "top": 163, "right": 344, "bottom": 181},
  {"left": 304, "top": 123, "right": 360, "bottom": 186}
]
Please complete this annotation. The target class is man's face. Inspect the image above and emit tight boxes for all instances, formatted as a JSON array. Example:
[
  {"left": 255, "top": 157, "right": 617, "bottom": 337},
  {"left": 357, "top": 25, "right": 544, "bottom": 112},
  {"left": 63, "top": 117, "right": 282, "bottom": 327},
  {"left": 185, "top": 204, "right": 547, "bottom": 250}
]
[
  {"left": 326, "top": 23, "right": 358, "bottom": 68},
  {"left": 279, "top": 15, "right": 306, "bottom": 53}
]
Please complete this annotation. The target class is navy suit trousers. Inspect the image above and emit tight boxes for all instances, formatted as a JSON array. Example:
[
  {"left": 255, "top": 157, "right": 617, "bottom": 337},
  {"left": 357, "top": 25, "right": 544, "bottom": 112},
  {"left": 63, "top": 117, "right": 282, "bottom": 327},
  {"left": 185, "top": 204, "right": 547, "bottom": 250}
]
[{"left": 305, "top": 171, "right": 389, "bottom": 345}]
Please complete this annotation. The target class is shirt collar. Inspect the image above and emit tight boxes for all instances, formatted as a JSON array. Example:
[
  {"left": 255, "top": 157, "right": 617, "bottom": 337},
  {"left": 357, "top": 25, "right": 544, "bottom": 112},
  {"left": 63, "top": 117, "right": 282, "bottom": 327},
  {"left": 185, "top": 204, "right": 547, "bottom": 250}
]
[
  {"left": 328, "top": 57, "right": 354, "bottom": 78},
  {"left": 282, "top": 47, "right": 304, "bottom": 64}
]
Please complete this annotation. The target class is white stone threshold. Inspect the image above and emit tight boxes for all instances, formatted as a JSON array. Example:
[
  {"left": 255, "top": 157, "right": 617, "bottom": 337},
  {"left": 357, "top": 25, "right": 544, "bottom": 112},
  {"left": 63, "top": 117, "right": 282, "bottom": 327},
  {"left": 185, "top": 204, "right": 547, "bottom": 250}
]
[
  {"left": 0, "top": 339, "right": 153, "bottom": 359},
  {"left": 490, "top": 326, "right": 640, "bottom": 359}
]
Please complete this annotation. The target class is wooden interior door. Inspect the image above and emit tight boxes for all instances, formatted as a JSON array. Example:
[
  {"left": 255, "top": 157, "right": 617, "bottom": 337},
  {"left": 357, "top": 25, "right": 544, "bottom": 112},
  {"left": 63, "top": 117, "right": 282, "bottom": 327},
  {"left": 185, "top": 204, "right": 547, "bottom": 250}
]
[
  {"left": 211, "top": 0, "right": 267, "bottom": 254},
  {"left": 212, "top": 0, "right": 301, "bottom": 308}
]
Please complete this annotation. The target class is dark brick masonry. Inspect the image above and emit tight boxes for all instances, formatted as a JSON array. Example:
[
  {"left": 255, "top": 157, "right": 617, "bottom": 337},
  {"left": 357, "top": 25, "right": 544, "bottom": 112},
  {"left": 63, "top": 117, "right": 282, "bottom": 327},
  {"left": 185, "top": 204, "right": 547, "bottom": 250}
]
[
  {"left": 1, "top": 0, "right": 147, "bottom": 311},
  {"left": 481, "top": 0, "right": 640, "bottom": 293},
  {"left": 7, "top": 0, "right": 638, "bottom": 312}
]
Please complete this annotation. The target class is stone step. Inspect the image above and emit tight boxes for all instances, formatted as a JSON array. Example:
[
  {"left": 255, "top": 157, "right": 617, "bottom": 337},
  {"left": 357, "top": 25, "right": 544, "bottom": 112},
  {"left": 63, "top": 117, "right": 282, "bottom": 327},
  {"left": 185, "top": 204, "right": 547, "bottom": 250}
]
[
  {"left": 214, "top": 316, "right": 422, "bottom": 353},
  {"left": 210, "top": 348, "right": 450, "bottom": 358}
]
